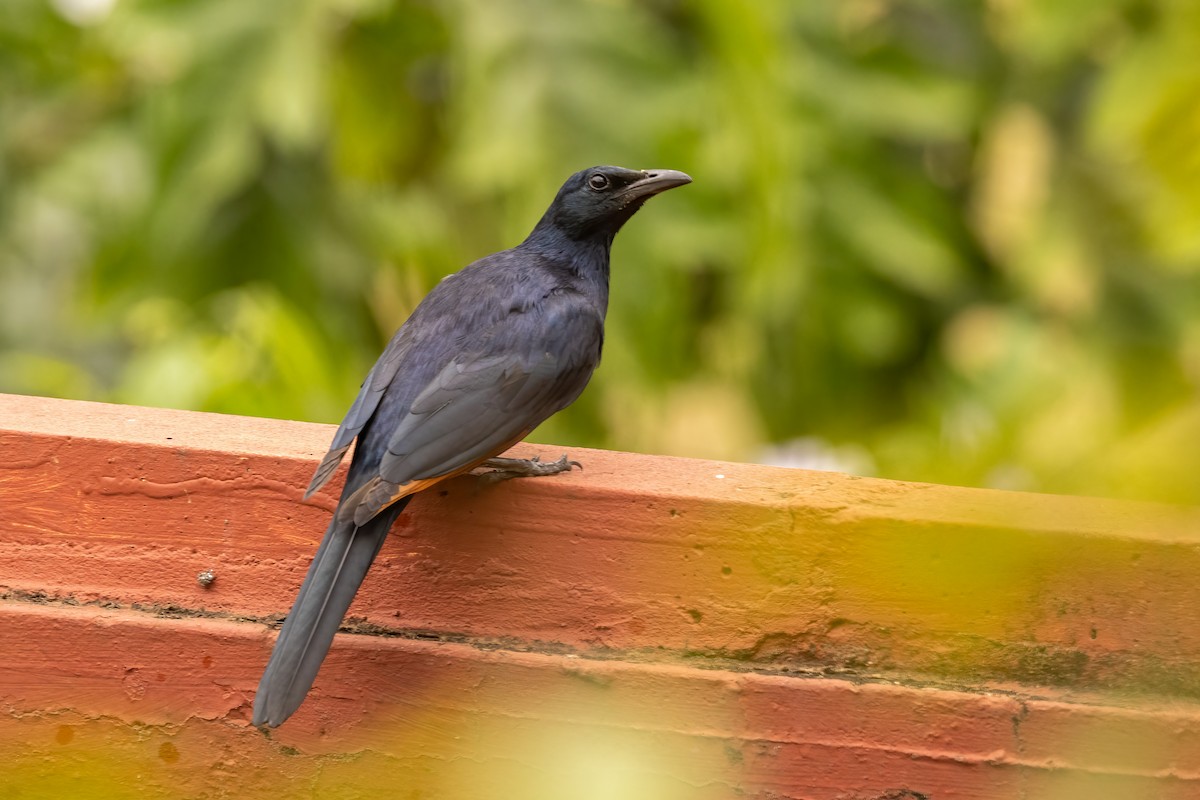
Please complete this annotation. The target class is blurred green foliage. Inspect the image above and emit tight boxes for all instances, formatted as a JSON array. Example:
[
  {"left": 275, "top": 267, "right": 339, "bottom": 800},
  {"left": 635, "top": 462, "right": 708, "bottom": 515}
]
[{"left": 3, "top": 0, "right": 1199, "bottom": 503}]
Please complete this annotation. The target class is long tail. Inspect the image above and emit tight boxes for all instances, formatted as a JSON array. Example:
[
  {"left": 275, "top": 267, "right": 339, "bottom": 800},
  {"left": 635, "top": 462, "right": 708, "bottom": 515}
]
[{"left": 252, "top": 497, "right": 411, "bottom": 727}]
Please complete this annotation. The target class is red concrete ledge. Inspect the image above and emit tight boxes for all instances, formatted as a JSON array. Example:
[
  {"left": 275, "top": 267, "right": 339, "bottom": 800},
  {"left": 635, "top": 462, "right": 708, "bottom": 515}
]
[
  {"left": 4, "top": 392, "right": 1200, "bottom": 694},
  {"left": 3, "top": 602, "right": 1199, "bottom": 800},
  {"left": 3, "top": 392, "right": 1200, "bottom": 797}
]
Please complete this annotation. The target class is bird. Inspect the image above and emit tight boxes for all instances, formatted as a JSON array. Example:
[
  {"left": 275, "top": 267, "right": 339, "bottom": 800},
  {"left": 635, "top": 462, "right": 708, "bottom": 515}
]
[{"left": 252, "top": 165, "right": 692, "bottom": 727}]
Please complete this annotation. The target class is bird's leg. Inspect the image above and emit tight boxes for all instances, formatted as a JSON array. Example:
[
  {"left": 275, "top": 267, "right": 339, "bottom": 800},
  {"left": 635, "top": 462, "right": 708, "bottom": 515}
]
[{"left": 477, "top": 453, "right": 582, "bottom": 484}]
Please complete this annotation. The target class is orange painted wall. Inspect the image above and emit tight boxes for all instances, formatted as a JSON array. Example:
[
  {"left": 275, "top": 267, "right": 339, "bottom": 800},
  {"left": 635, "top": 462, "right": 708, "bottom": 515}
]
[{"left": 2, "top": 393, "right": 1200, "bottom": 798}]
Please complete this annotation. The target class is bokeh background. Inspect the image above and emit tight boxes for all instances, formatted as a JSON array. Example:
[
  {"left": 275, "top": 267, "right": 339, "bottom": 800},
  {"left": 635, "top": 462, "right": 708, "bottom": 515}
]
[{"left": 3, "top": 0, "right": 1199, "bottom": 504}]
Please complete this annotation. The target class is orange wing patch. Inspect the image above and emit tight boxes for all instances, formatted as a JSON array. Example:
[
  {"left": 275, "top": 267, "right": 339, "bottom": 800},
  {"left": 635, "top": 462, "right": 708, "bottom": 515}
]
[
  {"left": 337, "top": 432, "right": 535, "bottom": 528},
  {"left": 340, "top": 472, "right": 451, "bottom": 528},
  {"left": 338, "top": 458, "right": 496, "bottom": 528}
]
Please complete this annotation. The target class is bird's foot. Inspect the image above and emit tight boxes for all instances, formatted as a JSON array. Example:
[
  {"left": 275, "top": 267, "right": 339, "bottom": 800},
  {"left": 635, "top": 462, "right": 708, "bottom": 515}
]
[{"left": 478, "top": 453, "right": 582, "bottom": 484}]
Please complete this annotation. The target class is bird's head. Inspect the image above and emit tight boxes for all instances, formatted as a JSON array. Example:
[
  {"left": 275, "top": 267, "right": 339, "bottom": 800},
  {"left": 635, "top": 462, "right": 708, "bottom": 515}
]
[{"left": 535, "top": 165, "right": 692, "bottom": 242}]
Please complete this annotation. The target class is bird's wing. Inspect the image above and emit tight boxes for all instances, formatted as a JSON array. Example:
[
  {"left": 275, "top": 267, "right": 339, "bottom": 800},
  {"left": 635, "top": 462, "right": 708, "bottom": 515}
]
[
  {"left": 343, "top": 300, "right": 602, "bottom": 526},
  {"left": 303, "top": 333, "right": 411, "bottom": 499}
]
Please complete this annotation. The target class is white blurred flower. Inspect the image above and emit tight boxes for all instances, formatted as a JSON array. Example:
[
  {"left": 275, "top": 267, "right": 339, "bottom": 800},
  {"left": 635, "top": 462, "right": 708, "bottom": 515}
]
[
  {"left": 758, "top": 437, "right": 876, "bottom": 476},
  {"left": 50, "top": 0, "right": 116, "bottom": 27}
]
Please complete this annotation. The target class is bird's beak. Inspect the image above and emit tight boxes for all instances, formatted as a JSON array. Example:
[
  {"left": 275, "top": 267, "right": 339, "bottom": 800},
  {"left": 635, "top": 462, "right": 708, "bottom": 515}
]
[{"left": 622, "top": 169, "right": 693, "bottom": 200}]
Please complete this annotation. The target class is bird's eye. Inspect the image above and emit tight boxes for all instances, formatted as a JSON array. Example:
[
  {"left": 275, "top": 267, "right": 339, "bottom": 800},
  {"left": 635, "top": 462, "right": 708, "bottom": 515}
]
[{"left": 587, "top": 173, "right": 610, "bottom": 191}]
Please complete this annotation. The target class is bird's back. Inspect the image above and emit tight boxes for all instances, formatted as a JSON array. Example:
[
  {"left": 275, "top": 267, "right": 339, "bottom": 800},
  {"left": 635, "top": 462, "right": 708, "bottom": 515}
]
[{"left": 346, "top": 243, "right": 607, "bottom": 492}]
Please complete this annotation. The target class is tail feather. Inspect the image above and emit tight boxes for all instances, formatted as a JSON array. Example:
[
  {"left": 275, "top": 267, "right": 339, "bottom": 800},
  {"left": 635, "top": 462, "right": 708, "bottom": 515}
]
[{"left": 252, "top": 498, "right": 410, "bottom": 727}]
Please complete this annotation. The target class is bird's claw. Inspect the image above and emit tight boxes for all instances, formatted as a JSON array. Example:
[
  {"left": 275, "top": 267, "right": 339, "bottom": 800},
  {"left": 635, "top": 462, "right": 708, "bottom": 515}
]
[{"left": 478, "top": 453, "right": 582, "bottom": 483}]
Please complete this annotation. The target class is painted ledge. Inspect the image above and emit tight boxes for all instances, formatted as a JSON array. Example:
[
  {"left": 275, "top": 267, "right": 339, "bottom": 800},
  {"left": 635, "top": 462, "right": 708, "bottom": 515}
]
[{"left": 1, "top": 392, "right": 1199, "bottom": 800}]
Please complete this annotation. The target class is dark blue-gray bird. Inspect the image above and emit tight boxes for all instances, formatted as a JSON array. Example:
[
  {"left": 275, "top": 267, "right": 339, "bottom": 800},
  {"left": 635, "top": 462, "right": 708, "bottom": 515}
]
[{"left": 252, "top": 166, "right": 691, "bottom": 727}]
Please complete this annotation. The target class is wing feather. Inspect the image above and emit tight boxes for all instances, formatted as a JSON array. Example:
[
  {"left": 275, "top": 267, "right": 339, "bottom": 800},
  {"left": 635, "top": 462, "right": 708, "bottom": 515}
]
[
  {"left": 343, "top": 298, "right": 602, "bottom": 522},
  {"left": 303, "top": 334, "right": 411, "bottom": 498}
]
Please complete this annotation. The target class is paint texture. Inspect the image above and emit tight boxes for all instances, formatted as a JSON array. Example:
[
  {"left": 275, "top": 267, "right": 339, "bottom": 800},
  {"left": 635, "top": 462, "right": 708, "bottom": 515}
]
[{"left": 2, "top": 393, "right": 1200, "bottom": 798}]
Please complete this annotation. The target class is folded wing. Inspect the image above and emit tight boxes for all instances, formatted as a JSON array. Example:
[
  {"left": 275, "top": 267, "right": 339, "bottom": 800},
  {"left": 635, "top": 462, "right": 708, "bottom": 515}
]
[{"left": 343, "top": 297, "right": 602, "bottom": 525}]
